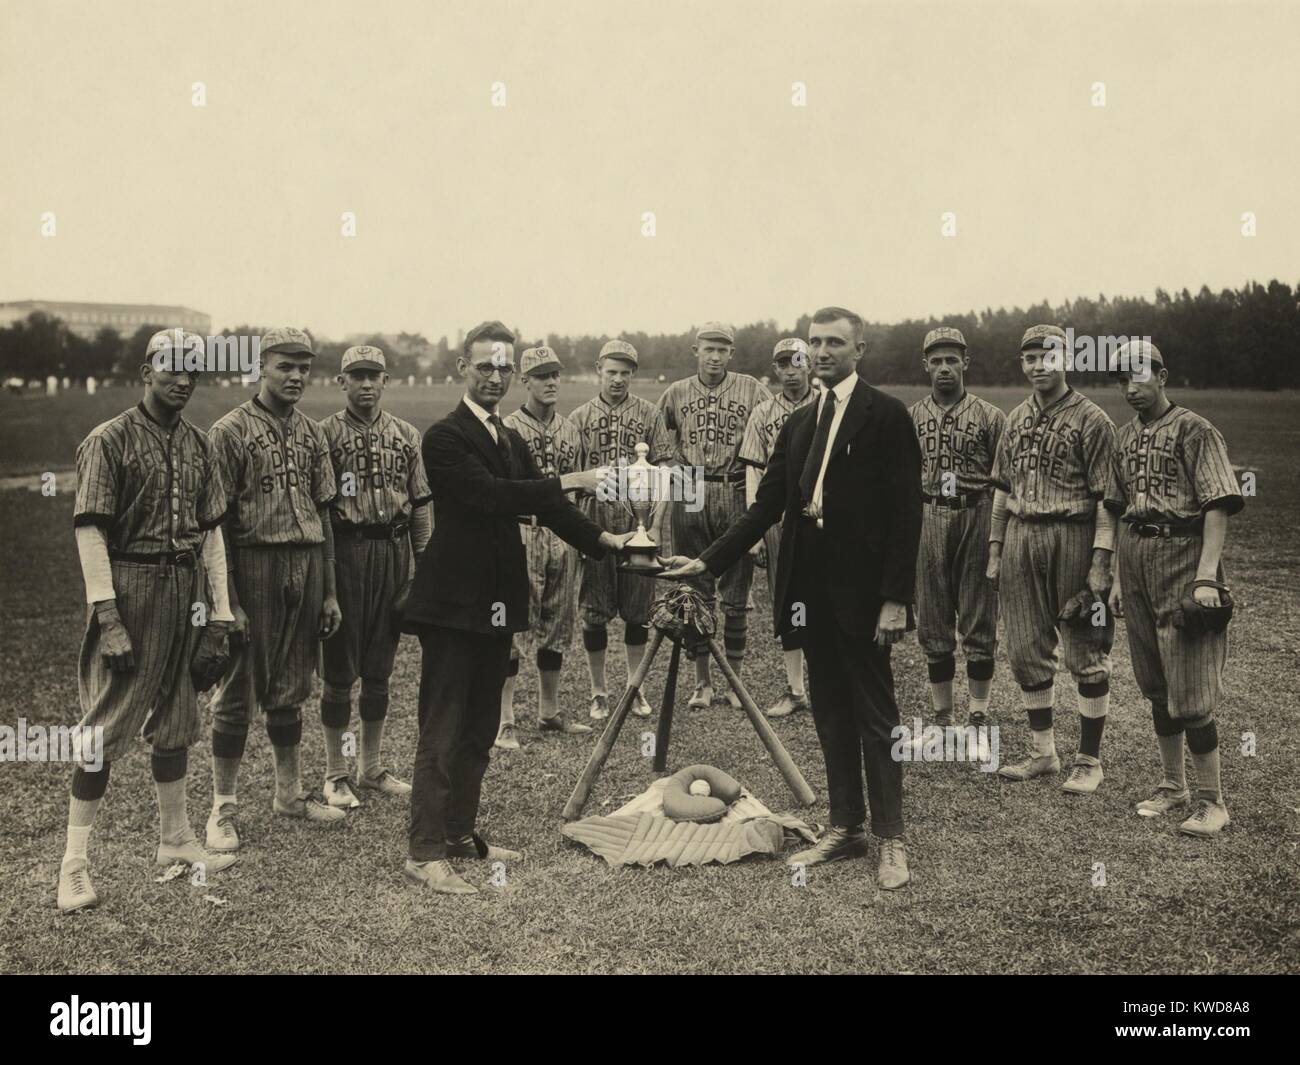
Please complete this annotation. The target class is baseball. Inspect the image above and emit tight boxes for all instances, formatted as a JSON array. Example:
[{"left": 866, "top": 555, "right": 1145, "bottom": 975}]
[{"left": 689, "top": 779, "right": 712, "bottom": 798}]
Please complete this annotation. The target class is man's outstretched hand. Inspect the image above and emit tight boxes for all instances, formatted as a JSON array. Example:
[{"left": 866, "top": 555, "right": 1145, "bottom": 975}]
[
  {"left": 599, "top": 530, "right": 637, "bottom": 554},
  {"left": 658, "top": 554, "right": 707, "bottom": 579}
]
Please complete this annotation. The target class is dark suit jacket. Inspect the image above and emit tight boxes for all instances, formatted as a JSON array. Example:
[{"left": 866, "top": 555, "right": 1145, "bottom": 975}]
[
  {"left": 402, "top": 401, "right": 607, "bottom": 635},
  {"left": 701, "top": 377, "right": 922, "bottom": 638}
]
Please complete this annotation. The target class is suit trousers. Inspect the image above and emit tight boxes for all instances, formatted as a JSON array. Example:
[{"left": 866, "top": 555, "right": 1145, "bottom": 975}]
[
  {"left": 793, "top": 519, "right": 905, "bottom": 838},
  {"left": 408, "top": 625, "right": 513, "bottom": 861}
]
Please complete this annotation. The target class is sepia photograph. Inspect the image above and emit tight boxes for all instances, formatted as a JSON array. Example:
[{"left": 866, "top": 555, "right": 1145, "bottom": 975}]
[{"left": 0, "top": 0, "right": 1295, "bottom": 1008}]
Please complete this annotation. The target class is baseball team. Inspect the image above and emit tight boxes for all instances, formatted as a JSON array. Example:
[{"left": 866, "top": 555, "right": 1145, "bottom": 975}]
[{"left": 57, "top": 309, "right": 1243, "bottom": 908}]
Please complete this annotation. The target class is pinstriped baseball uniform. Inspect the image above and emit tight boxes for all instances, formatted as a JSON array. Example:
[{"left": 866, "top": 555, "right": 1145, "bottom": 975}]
[
  {"left": 319, "top": 408, "right": 431, "bottom": 685},
  {"left": 73, "top": 403, "right": 227, "bottom": 761},
  {"left": 503, "top": 405, "right": 583, "bottom": 651},
  {"left": 568, "top": 393, "right": 672, "bottom": 626},
  {"left": 739, "top": 386, "right": 815, "bottom": 603},
  {"left": 910, "top": 392, "right": 1006, "bottom": 664},
  {"left": 1105, "top": 404, "right": 1243, "bottom": 719},
  {"left": 993, "top": 387, "right": 1117, "bottom": 687},
  {"left": 658, "top": 371, "right": 768, "bottom": 615},
  {"left": 208, "top": 398, "right": 337, "bottom": 719}
]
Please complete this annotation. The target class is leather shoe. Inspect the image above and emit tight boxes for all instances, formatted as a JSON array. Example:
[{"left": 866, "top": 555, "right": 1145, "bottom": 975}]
[
  {"left": 787, "top": 824, "right": 869, "bottom": 867},
  {"left": 877, "top": 838, "right": 910, "bottom": 890},
  {"left": 446, "top": 833, "right": 522, "bottom": 861}
]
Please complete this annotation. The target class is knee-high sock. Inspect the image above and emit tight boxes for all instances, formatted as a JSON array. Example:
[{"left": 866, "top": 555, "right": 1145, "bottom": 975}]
[
  {"left": 210, "top": 727, "right": 246, "bottom": 807},
  {"left": 1077, "top": 680, "right": 1109, "bottom": 759},
  {"left": 583, "top": 626, "right": 608, "bottom": 695},
  {"left": 928, "top": 657, "right": 956, "bottom": 722},
  {"left": 266, "top": 712, "right": 303, "bottom": 804},
  {"left": 64, "top": 763, "right": 111, "bottom": 865},
  {"left": 320, "top": 683, "right": 353, "bottom": 782},
  {"left": 723, "top": 613, "right": 747, "bottom": 674},
  {"left": 151, "top": 748, "right": 190, "bottom": 844},
  {"left": 358, "top": 680, "right": 389, "bottom": 779},
  {"left": 1185, "top": 720, "right": 1222, "bottom": 803},
  {"left": 1151, "top": 701, "right": 1186, "bottom": 789},
  {"left": 626, "top": 638, "right": 647, "bottom": 689},
  {"left": 783, "top": 649, "right": 804, "bottom": 696},
  {"left": 537, "top": 649, "right": 563, "bottom": 719},
  {"left": 1023, "top": 683, "right": 1055, "bottom": 757}
]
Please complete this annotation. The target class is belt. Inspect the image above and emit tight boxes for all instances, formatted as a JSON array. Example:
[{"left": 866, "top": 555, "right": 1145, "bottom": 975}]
[
  {"left": 109, "top": 549, "right": 196, "bottom": 567},
  {"left": 703, "top": 472, "right": 745, "bottom": 484},
  {"left": 922, "top": 491, "right": 987, "bottom": 510},
  {"left": 1127, "top": 520, "right": 1204, "bottom": 539},
  {"left": 332, "top": 521, "right": 410, "bottom": 541}
]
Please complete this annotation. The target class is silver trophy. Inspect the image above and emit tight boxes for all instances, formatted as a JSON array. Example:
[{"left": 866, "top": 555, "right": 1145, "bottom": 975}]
[{"left": 616, "top": 442, "right": 663, "bottom": 574}]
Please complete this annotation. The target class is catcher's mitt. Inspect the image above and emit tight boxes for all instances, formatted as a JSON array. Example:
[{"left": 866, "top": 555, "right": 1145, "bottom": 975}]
[
  {"left": 191, "top": 624, "right": 231, "bottom": 693},
  {"left": 1057, "top": 587, "right": 1115, "bottom": 648},
  {"left": 1171, "top": 579, "right": 1234, "bottom": 637}
]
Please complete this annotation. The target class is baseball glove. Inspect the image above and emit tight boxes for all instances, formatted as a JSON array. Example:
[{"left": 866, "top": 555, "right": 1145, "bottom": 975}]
[
  {"left": 1057, "top": 587, "right": 1115, "bottom": 647},
  {"left": 190, "top": 623, "right": 231, "bottom": 693},
  {"left": 1171, "top": 579, "right": 1234, "bottom": 637}
]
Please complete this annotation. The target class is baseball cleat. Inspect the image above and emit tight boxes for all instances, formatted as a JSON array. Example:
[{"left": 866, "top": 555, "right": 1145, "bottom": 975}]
[
  {"left": 156, "top": 833, "right": 239, "bottom": 873},
  {"left": 403, "top": 859, "right": 478, "bottom": 895},
  {"left": 787, "top": 825, "right": 870, "bottom": 868},
  {"left": 206, "top": 803, "right": 240, "bottom": 853},
  {"left": 57, "top": 860, "right": 99, "bottom": 913},
  {"left": 766, "top": 688, "right": 807, "bottom": 718},
  {"left": 588, "top": 694, "right": 609, "bottom": 721},
  {"left": 539, "top": 714, "right": 592, "bottom": 735},
  {"left": 688, "top": 684, "right": 714, "bottom": 710},
  {"left": 358, "top": 769, "right": 412, "bottom": 797},
  {"left": 1179, "top": 796, "right": 1230, "bottom": 838},
  {"left": 877, "top": 838, "right": 910, "bottom": 891},
  {"left": 631, "top": 691, "right": 653, "bottom": 718},
  {"left": 1060, "top": 755, "right": 1104, "bottom": 795},
  {"left": 493, "top": 724, "right": 520, "bottom": 751},
  {"left": 273, "top": 791, "right": 346, "bottom": 824},
  {"left": 997, "top": 753, "right": 1061, "bottom": 781},
  {"left": 324, "top": 776, "right": 362, "bottom": 809},
  {"left": 1136, "top": 783, "right": 1190, "bottom": 817},
  {"left": 968, "top": 709, "right": 990, "bottom": 728}
]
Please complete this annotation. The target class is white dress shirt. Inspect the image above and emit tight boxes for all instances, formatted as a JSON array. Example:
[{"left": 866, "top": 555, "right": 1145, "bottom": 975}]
[
  {"left": 463, "top": 393, "right": 499, "bottom": 442},
  {"left": 809, "top": 370, "right": 859, "bottom": 516}
]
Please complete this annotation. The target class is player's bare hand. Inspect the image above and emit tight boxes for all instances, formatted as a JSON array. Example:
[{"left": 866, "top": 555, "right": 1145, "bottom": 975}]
[
  {"left": 658, "top": 555, "right": 707, "bottom": 579},
  {"left": 319, "top": 595, "right": 342, "bottom": 639},
  {"left": 1086, "top": 557, "right": 1113, "bottom": 598},
  {"left": 749, "top": 541, "right": 767, "bottom": 568},
  {"left": 985, "top": 545, "right": 1002, "bottom": 585},
  {"left": 229, "top": 603, "right": 250, "bottom": 649},
  {"left": 1193, "top": 584, "right": 1222, "bottom": 608},
  {"left": 874, "top": 600, "right": 907, "bottom": 648},
  {"left": 97, "top": 608, "right": 135, "bottom": 672},
  {"left": 1108, "top": 584, "right": 1124, "bottom": 618}
]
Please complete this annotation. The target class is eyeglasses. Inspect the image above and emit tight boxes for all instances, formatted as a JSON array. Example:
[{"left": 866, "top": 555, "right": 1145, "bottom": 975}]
[{"left": 471, "top": 362, "right": 515, "bottom": 378}]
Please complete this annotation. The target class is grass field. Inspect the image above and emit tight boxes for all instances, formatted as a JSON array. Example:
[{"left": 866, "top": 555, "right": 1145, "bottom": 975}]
[{"left": 1, "top": 378, "right": 1297, "bottom": 974}]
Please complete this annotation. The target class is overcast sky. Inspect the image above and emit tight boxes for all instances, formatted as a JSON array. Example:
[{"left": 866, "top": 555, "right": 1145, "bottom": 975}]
[{"left": 2, "top": 0, "right": 1297, "bottom": 342}]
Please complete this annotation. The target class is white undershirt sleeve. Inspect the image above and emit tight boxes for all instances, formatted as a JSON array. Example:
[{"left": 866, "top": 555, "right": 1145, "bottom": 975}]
[
  {"left": 75, "top": 525, "right": 116, "bottom": 605},
  {"left": 202, "top": 527, "right": 236, "bottom": 621},
  {"left": 989, "top": 489, "right": 1010, "bottom": 545},
  {"left": 1092, "top": 500, "right": 1117, "bottom": 552}
]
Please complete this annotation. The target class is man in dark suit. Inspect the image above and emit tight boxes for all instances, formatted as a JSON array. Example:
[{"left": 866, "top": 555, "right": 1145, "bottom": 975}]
[
  {"left": 401, "top": 321, "right": 631, "bottom": 894},
  {"left": 662, "top": 307, "right": 922, "bottom": 889}
]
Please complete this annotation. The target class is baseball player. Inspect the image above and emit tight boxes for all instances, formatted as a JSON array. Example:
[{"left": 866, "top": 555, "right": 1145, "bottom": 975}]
[
  {"left": 1105, "top": 340, "right": 1243, "bottom": 836},
  {"left": 205, "top": 326, "right": 344, "bottom": 850},
  {"left": 737, "top": 337, "right": 816, "bottom": 717},
  {"left": 987, "top": 324, "right": 1117, "bottom": 793},
  {"left": 909, "top": 327, "right": 1007, "bottom": 735},
  {"left": 658, "top": 322, "right": 767, "bottom": 709},
  {"left": 59, "top": 329, "right": 237, "bottom": 912},
  {"left": 318, "top": 345, "right": 432, "bottom": 805},
  {"left": 569, "top": 340, "right": 674, "bottom": 720},
  {"left": 497, "top": 346, "right": 593, "bottom": 746}
]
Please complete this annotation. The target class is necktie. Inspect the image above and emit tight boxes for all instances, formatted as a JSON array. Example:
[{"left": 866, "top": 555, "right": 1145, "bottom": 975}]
[
  {"left": 487, "top": 413, "right": 512, "bottom": 470},
  {"left": 799, "top": 390, "right": 837, "bottom": 503}
]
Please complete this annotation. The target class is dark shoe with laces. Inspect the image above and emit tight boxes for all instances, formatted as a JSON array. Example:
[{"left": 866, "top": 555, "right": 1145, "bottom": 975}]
[{"left": 787, "top": 824, "right": 869, "bottom": 867}]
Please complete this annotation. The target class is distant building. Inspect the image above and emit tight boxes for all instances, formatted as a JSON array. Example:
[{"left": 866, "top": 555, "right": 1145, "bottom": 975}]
[{"left": 0, "top": 300, "right": 210, "bottom": 341}]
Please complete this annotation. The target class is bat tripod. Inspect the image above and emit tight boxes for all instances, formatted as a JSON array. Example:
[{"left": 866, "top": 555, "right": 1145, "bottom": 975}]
[{"left": 562, "top": 583, "right": 817, "bottom": 821}]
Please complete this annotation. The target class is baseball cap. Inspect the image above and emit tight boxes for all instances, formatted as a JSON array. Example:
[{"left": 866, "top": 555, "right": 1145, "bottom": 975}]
[
  {"left": 521, "top": 346, "right": 563, "bottom": 376},
  {"left": 261, "top": 326, "right": 316, "bottom": 356},
  {"left": 146, "top": 328, "right": 205, "bottom": 371},
  {"left": 923, "top": 326, "right": 967, "bottom": 354},
  {"left": 695, "top": 321, "right": 735, "bottom": 345},
  {"left": 773, "top": 338, "right": 809, "bottom": 362},
  {"left": 1019, "top": 324, "right": 1067, "bottom": 352},
  {"left": 1108, "top": 339, "right": 1165, "bottom": 377},
  {"left": 598, "top": 339, "right": 638, "bottom": 366},
  {"left": 341, "top": 345, "right": 386, "bottom": 374}
]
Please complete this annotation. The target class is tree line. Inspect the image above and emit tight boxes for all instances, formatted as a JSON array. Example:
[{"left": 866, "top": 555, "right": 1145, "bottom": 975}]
[{"left": 3, "top": 279, "right": 1296, "bottom": 389}]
